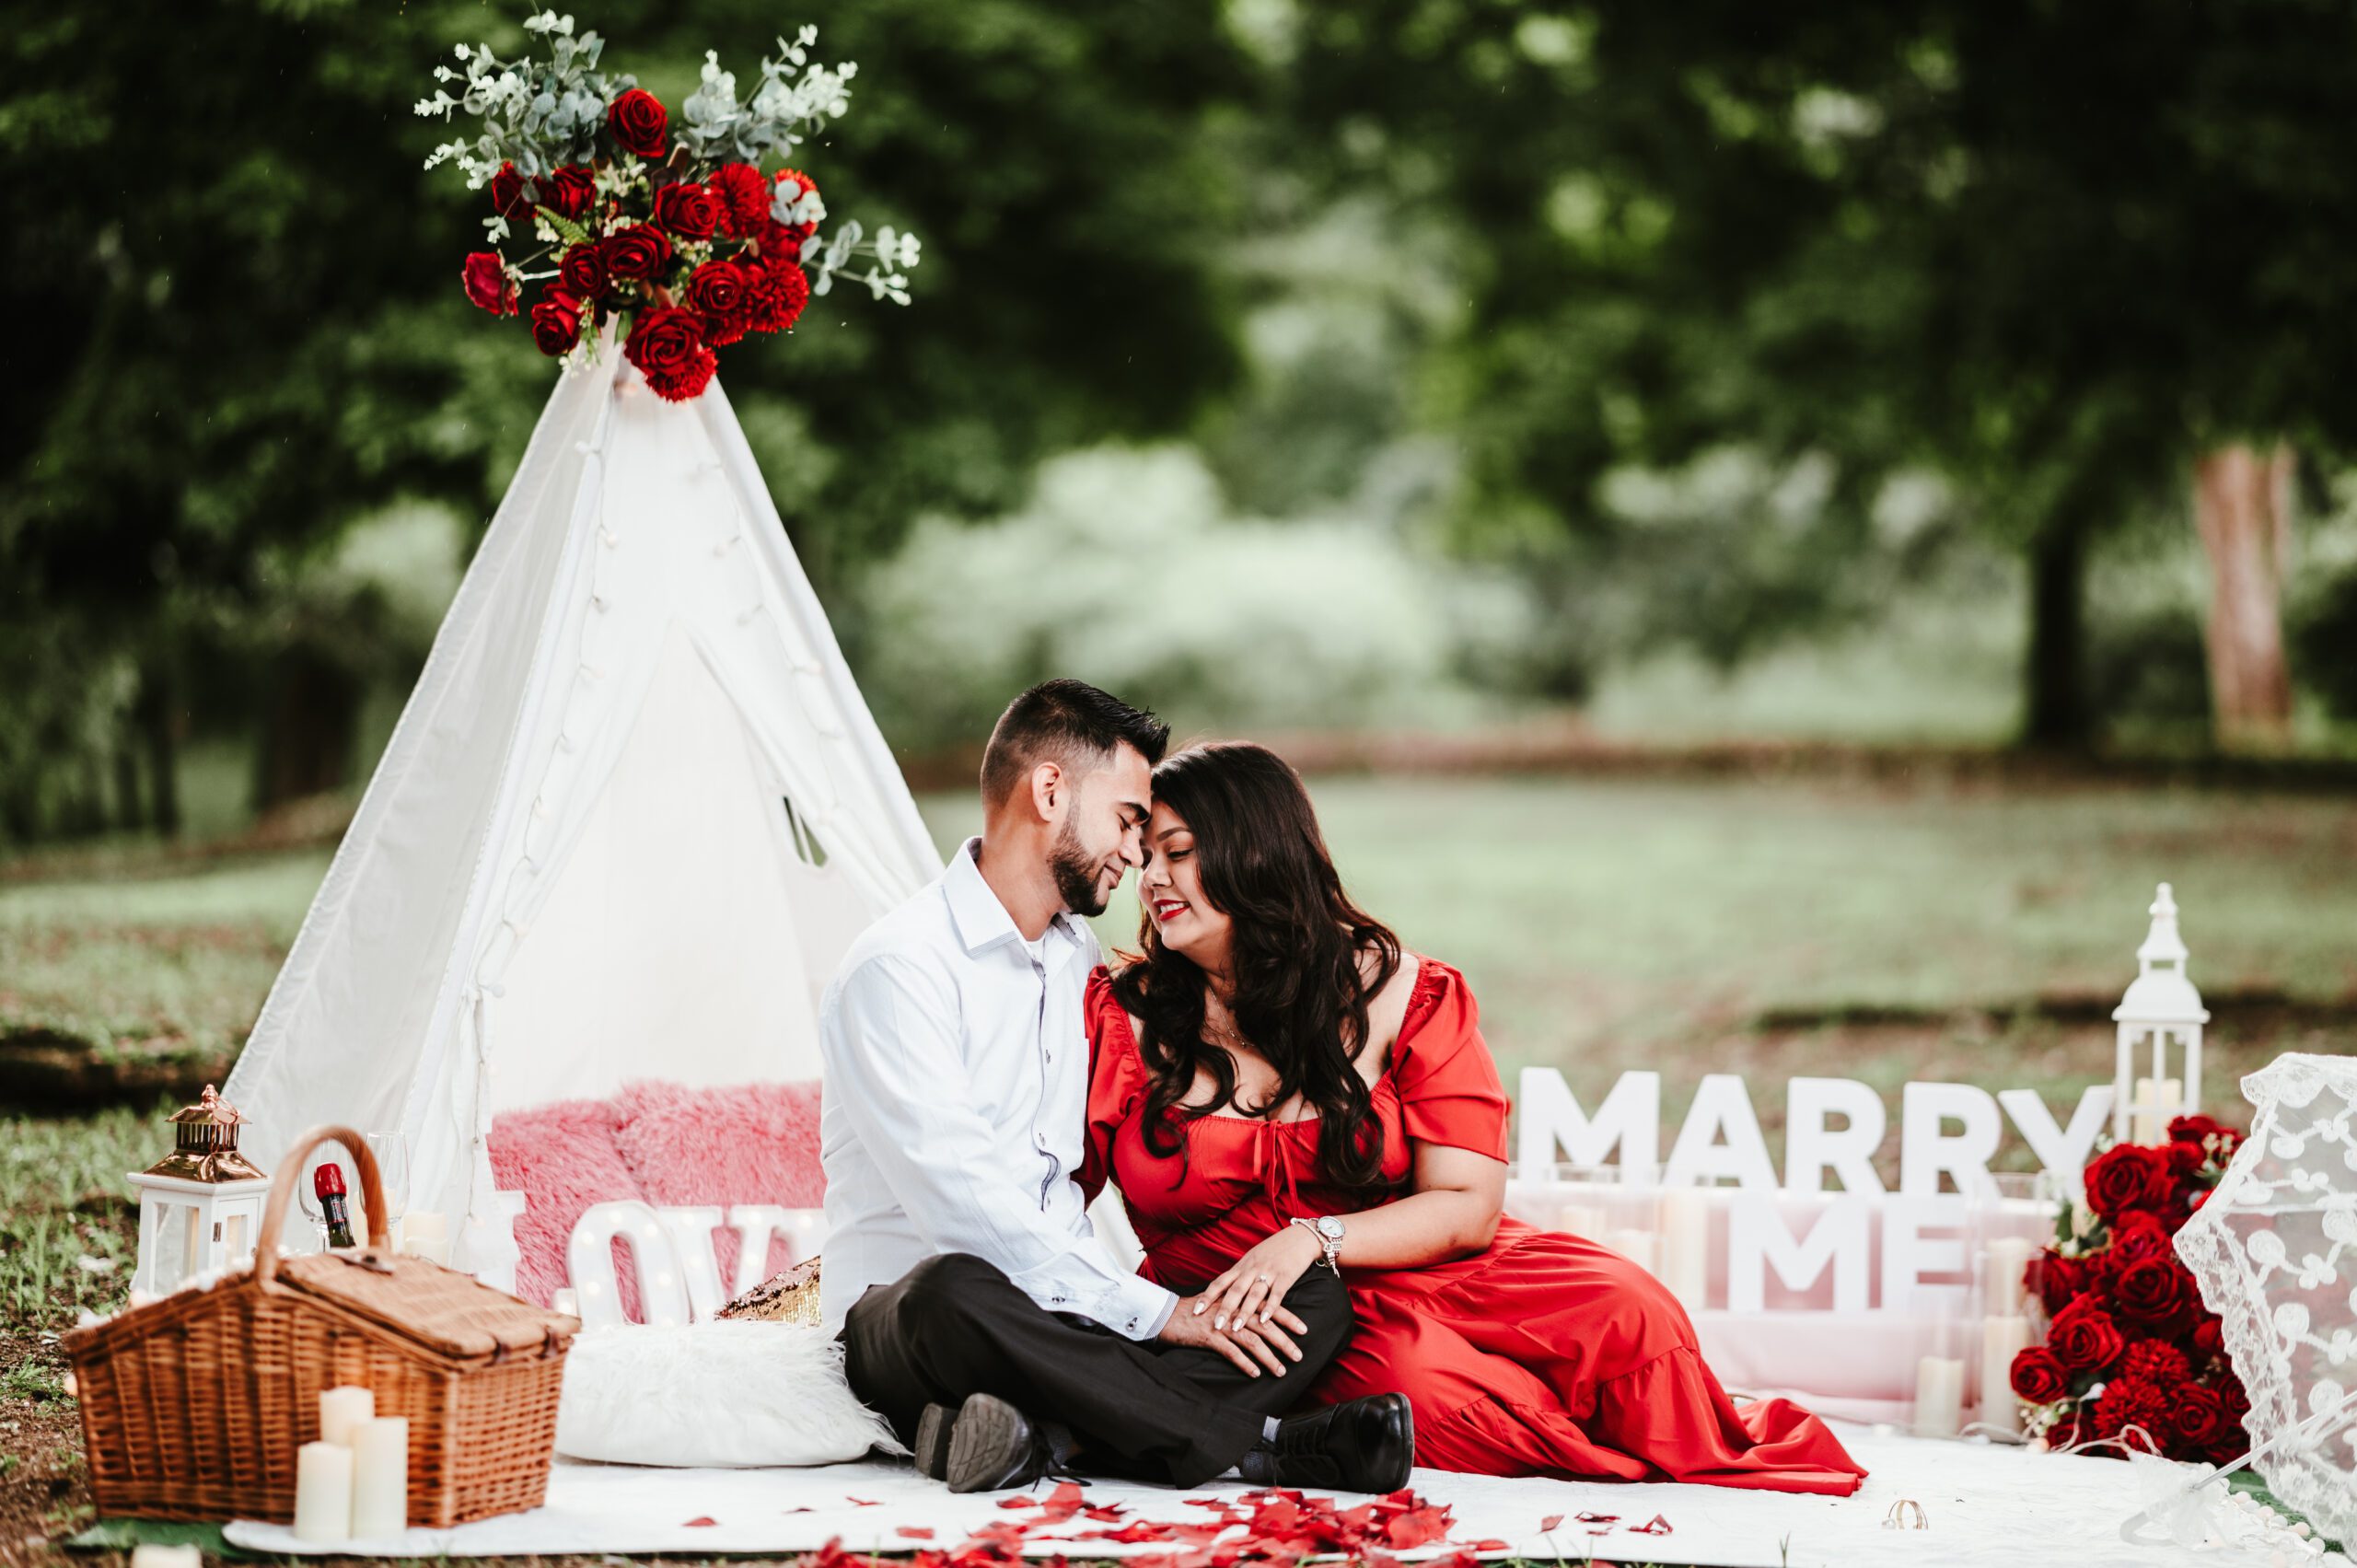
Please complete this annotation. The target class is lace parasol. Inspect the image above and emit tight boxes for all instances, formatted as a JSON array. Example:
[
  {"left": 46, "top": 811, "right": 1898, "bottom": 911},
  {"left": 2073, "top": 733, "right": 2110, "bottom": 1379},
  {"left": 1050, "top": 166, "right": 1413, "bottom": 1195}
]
[{"left": 2175, "top": 1052, "right": 2357, "bottom": 1547}]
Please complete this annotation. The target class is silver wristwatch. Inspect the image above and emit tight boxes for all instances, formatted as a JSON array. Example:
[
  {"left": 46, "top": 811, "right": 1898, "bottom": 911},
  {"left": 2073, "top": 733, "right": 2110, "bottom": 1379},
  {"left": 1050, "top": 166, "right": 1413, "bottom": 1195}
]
[{"left": 1290, "top": 1214, "right": 1345, "bottom": 1275}]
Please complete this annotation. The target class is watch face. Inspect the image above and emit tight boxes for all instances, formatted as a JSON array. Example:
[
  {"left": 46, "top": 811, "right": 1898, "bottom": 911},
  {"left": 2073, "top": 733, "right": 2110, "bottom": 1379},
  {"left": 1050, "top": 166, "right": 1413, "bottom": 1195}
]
[{"left": 1317, "top": 1216, "right": 1345, "bottom": 1239}]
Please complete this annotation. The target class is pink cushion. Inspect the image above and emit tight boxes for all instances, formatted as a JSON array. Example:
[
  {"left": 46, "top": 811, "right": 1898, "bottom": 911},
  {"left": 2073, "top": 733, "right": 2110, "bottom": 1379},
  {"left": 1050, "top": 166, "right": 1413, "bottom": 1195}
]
[
  {"left": 487, "top": 1098, "right": 646, "bottom": 1317},
  {"left": 612, "top": 1079, "right": 826, "bottom": 1295}
]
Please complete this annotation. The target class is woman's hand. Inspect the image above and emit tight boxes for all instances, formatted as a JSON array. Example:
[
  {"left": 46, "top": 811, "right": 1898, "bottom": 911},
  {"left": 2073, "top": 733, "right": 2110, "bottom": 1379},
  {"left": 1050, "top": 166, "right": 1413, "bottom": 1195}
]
[{"left": 1196, "top": 1222, "right": 1326, "bottom": 1345}]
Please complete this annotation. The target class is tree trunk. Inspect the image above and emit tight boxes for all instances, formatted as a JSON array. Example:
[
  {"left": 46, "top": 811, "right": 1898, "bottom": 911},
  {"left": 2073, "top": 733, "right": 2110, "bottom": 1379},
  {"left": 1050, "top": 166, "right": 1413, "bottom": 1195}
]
[
  {"left": 255, "top": 649, "right": 360, "bottom": 812},
  {"left": 2193, "top": 441, "right": 2294, "bottom": 750},
  {"left": 2022, "top": 516, "right": 2091, "bottom": 749},
  {"left": 139, "top": 670, "right": 181, "bottom": 837},
  {"left": 113, "top": 740, "right": 144, "bottom": 831}
]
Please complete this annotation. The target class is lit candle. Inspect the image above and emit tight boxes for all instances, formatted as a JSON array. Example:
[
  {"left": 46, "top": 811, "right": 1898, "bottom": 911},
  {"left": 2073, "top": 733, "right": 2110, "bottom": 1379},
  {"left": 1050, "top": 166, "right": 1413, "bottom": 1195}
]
[
  {"left": 2131, "top": 1077, "right": 2162, "bottom": 1144},
  {"left": 1913, "top": 1356, "right": 1964, "bottom": 1439},
  {"left": 350, "top": 1415, "right": 410, "bottom": 1538},
  {"left": 319, "top": 1385, "right": 374, "bottom": 1446},
  {"left": 1980, "top": 1317, "right": 2031, "bottom": 1436},
  {"left": 1604, "top": 1229, "right": 1661, "bottom": 1274},
  {"left": 293, "top": 1440, "right": 354, "bottom": 1542},
  {"left": 1983, "top": 1237, "right": 2035, "bottom": 1316},
  {"left": 1656, "top": 1191, "right": 1712, "bottom": 1309}
]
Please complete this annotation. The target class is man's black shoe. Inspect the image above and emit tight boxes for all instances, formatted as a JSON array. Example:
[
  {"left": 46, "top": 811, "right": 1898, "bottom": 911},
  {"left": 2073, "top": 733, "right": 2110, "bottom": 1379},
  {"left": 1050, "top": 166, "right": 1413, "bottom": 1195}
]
[
  {"left": 1239, "top": 1392, "right": 1415, "bottom": 1493},
  {"left": 913, "top": 1401, "right": 957, "bottom": 1481},
  {"left": 925, "top": 1391, "right": 1056, "bottom": 1493}
]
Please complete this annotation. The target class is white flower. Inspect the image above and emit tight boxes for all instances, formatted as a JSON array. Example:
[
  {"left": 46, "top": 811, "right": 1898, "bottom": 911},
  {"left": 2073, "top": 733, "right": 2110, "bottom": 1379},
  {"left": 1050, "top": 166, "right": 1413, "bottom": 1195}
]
[{"left": 75, "top": 1254, "right": 117, "bottom": 1276}]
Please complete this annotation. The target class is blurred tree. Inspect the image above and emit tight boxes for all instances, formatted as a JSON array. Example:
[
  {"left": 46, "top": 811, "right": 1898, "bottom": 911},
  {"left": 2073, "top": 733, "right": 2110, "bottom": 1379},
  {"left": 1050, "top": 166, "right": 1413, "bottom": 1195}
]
[
  {"left": 0, "top": 0, "right": 1249, "bottom": 841},
  {"left": 1279, "top": 0, "right": 2357, "bottom": 749}
]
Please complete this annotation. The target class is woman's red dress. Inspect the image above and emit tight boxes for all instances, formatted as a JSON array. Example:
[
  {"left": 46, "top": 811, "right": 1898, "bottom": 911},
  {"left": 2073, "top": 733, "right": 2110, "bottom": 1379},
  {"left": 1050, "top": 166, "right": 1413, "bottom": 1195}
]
[{"left": 1082, "top": 959, "right": 1866, "bottom": 1494}]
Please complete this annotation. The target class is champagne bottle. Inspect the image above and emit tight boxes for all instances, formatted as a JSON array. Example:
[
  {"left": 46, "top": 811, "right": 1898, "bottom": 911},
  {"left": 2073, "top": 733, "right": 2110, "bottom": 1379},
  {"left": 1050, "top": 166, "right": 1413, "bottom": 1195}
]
[{"left": 314, "top": 1163, "right": 357, "bottom": 1249}]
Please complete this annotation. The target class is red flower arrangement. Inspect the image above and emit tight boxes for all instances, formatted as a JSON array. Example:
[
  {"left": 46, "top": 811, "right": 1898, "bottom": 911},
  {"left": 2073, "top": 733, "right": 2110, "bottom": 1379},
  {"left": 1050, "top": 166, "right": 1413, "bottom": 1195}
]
[
  {"left": 2012, "top": 1113, "right": 2247, "bottom": 1463},
  {"left": 419, "top": 15, "right": 919, "bottom": 401}
]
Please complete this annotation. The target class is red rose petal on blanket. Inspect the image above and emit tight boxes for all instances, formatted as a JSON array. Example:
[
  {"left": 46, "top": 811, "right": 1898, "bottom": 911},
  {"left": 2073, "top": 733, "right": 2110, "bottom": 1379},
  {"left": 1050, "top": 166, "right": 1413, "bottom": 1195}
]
[
  {"left": 1469, "top": 1539, "right": 1509, "bottom": 1551},
  {"left": 1538, "top": 1516, "right": 1563, "bottom": 1532},
  {"left": 997, "top": 1496, "right": 1039, "bottom": 1510},
  {"left": 682, "top": 1516, "right": 718, "bottom": 1527},
  {"left": 846, "top": 1497, "right": 881, "bottom": 1507},
  {"left": 1084, "top": 1504, "right": 1126, "bottom": 1520},
  {"left": 1630, "top": 1515, "right": 1674, "bottom": 1535},
  {"left": 897, "top": 1527, "right": 935, "bottom": 1539},
  {"left": 1384, "top": 1507, "right": 1451, "bottom": 1549}
]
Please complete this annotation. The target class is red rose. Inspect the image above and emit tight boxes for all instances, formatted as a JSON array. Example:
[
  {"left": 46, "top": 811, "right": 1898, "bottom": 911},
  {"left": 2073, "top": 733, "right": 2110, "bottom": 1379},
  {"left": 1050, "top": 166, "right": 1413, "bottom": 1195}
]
[
  {"left": 2166, "top": 1384, "right": 2228, "bottom": 1450},
  {"left": 2036, "top": 1250, "right": 2086, "bottom": 1316},
  {"left": 461, "top": 251, "right": 516, "bottom": 316},
  {"left": 2043, "top": 1411, "right": 2081, "bottom": 1452},
  {"left": 608, "top": 87, "right": 668, "bottom": 158},
  {"left": 530, "top": 288, "right": 584, "bottom": 356},
  {"left": 2048, "top": 1302, "right": 2127, "bottom": 1375},
  {"left": 709, "top": 162, "right": 770, "bottom": 237},
  {"left": 601, "top": 226, "right": 672, "bottom": 285},
  {"left": 2112, "top": 1257, "right": 2200, "bottom": 1335},
  {"left": 653, "top": 181, "right": 721, "bottom": 241},
  {"left": 2190, "top": 1316, "right": 2223, "bottom": 1363},
  {"left": 625, "top": 308, "right": 717, "bottom": 401},
  {"left": 685, "top": 260, "right": 751, "bottom": 344},
  {"left": 2169, "top": 1113, "right": 2237, "bottom": 1156},
  {"left": 2219, "top": 1371, "right": 2250, "bottom": 1423},
  {"left": 744, "top": 257, "right": 810, "bottom": 334},
  {"left": 770, "top": 167, "right": 821, "bottom": 239},
  {"left": 490, "top": 162, "right": 531, "bottom": 220},
  {"left": 2108, "top": 1211, "right": 2177, "bottom": 1270},
  {"left": 541, "top": 164, "right": 597, "bottom": 222},
  {"left": 2120, "top": 1338, "right": 2190, "bottom": 1387},
  {"left": 2166, "top": 1141, "right": 2205, "bottom": 1182},
  {"left": 559, "top": 242, "right": 609, "bottom": 301},
  {"left": 2010, "top": 1346, "right": 2070, "bottom": 1404},
  {"left": 2085, "top": 1144, "right": 2177, "bottom": 1221}
]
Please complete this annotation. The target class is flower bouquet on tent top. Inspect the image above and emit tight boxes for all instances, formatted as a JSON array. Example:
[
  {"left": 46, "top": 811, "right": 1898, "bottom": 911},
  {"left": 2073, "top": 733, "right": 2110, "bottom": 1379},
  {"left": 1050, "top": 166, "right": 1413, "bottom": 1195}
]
[
  {"left": 2011, "top": 1113, "right": 2252, "bottom": 1464},
  {"left": 416, "top": 11, "right": 918, "bottom": 401}
]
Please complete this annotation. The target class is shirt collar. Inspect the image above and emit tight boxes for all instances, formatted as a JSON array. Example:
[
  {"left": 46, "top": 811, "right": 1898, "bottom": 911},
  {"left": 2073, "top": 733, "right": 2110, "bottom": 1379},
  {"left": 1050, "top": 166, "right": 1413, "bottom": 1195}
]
[{"left": 945, "top": 837, "right": 1087, "bottom": 958}]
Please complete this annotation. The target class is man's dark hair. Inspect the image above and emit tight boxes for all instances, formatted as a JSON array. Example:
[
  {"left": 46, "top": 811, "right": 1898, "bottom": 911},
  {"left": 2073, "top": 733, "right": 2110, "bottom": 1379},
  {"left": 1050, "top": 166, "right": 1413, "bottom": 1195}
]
[{"left": 980, "top": 679, "right": 1170, "bottom": 807}]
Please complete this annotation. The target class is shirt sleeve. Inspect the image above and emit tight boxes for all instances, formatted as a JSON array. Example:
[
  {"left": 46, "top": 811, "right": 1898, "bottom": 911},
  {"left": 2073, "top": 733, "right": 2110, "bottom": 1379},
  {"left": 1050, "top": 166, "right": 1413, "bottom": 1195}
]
[{"left": 821, "top": 951, "right": 1178, "bottom": 1340}]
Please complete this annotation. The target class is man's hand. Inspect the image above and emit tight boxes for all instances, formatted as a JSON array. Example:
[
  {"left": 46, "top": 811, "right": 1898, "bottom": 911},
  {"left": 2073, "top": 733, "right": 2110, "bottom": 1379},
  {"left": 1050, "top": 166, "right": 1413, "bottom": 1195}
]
[{"left": 1155, "top": 1287, "right": 1308, "bottom": 1378}]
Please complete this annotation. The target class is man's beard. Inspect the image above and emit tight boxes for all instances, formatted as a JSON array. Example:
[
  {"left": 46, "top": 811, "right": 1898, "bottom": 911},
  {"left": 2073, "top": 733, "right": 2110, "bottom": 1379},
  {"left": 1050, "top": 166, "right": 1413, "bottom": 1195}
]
[{"left": 1050, "top": 816, "right": 1112, "bottom": 916}]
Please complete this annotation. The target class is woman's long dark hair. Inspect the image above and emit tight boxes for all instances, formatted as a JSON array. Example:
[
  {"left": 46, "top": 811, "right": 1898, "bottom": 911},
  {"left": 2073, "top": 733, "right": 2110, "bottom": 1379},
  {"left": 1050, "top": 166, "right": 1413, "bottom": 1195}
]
[{"left": 1109, "top": 742, "right": 1402, "bottom": 1189}]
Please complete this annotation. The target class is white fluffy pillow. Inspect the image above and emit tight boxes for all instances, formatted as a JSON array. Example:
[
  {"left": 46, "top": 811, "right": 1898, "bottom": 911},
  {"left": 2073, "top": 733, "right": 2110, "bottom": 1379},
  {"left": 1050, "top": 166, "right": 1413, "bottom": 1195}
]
[{"left": 555, "top": 1320, "right": 906, "bottom": 1467}]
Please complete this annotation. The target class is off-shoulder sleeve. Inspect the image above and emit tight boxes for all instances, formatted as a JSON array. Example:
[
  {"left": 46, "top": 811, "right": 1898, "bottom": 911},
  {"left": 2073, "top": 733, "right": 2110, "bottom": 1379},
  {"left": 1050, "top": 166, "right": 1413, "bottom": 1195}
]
[
  {"left": 1392, "top": 961, "right": 1511, "bottom": 1162},
  {"left": 1082, "top": 966, "right": 1149, "bottom": 1204}
]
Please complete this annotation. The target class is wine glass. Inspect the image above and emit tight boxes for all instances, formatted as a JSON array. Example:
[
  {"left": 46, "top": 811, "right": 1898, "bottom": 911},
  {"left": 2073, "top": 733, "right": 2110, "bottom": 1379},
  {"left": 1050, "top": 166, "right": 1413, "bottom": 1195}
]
[{"left": 366, "top": 1132, "right": 410, "bottom": 1249}]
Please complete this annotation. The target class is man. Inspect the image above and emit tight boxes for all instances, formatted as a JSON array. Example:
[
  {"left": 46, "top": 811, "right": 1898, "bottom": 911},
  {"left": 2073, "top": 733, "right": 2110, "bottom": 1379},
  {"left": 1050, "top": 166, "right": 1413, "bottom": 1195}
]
[{"left": 820, "top": 679, "right": 1413, "bottom": 1493}]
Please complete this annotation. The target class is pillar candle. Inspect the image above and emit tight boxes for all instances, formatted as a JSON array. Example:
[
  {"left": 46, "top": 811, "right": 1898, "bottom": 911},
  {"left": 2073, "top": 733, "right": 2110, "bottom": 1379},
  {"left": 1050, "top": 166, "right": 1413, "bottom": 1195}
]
[
  {"left": 293, "top": 1440, "right": 354, "bottom": 1542},
  {"left": 2131, "top": 1077, "right": 2162, "bottom": 1144},
  {"left": 1913, "top": 1356, "right": 1965, "bottom": 1439},
  {"left": 350, "top": 1415, "right": 411, "bottom": 1538},
  {"left": 1604, "top": 1229, "right": 1660, "bottom": 1274},
  {"left": 130, "top": 1545, "right": 202, "bottom": 1568},
  {"left": 1557, "top": 1204, "right": 1606, "bottom": 1239},
  {"left": 1980, "top": 1317, "right": 2032, "bottom": 1436},
  {"left": 319, "top": 1385, "right": 374, "bottom": 1446},
  {"left": 1656, "top": 1191, "right": 1712, "bottom": 1309},
  {"left": 405, "top": 1212, "right": 447, "bottom": 1244},
  {"left": 1983, "top": 1237, "right": 2035, "bottom": 1315},
  {"left": 403, "top": 1235, "right": 453, "bottom": 1266}
]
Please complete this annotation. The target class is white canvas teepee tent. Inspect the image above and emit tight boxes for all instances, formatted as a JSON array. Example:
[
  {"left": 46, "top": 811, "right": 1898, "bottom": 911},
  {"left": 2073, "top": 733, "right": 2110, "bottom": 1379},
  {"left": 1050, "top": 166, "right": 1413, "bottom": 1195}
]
[{"left": 222, "top": 337, "right": 941, "bottom": 1286}]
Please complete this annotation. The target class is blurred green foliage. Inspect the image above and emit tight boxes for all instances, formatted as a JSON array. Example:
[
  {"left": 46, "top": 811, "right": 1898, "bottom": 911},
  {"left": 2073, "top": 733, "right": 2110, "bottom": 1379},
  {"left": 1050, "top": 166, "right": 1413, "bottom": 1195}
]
[{"left": 6, "top": 0, "right": 2357, "bottom": 844}]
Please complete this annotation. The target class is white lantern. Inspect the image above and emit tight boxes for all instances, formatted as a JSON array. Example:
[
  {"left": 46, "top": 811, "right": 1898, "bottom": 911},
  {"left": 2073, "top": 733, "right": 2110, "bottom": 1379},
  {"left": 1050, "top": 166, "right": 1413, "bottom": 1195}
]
[
  {"left": 2110, "top": 883, "right": 2208, "bottom": 1146},
  {"left": 128, "top": 1085, "right": 272, "bottom": 1297}
]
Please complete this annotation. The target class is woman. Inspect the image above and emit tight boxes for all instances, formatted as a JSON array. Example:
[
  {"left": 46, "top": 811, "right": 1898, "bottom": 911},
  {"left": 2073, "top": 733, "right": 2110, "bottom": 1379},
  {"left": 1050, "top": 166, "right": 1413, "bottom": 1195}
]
[{"left": 1080, "top": 741, "right": 1865, "bottom": 1493}]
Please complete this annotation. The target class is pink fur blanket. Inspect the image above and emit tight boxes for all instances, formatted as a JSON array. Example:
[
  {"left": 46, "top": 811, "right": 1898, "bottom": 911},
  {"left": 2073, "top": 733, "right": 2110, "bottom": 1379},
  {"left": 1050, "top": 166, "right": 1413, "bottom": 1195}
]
[{"left": 489, "top": 1079, "right": 824, "bottom": 1310}]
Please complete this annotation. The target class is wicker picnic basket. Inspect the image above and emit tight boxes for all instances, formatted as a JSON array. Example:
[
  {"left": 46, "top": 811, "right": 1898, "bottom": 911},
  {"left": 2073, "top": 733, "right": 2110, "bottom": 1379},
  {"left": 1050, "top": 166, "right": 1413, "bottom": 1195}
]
[{"left": 62, "top": 1124, "right": 576, "bottom": 1527}]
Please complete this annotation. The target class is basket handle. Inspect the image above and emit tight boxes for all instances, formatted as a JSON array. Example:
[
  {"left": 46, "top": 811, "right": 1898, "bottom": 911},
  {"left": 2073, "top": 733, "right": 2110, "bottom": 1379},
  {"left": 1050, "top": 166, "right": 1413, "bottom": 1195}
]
[{"left": 255, "top": 1124, "right": 391, "bottom": 1294}]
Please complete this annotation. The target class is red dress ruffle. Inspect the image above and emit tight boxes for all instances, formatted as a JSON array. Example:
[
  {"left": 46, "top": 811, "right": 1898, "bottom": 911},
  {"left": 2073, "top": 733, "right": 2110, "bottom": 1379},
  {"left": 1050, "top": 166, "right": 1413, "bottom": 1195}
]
[{"left": 1082, "top": 960, "right": 1867, "bottom": 1495}]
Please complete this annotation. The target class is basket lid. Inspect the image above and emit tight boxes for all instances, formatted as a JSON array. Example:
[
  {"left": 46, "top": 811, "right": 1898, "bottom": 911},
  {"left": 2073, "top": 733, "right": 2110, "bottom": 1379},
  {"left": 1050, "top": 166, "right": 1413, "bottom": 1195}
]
[{"left": 272, "top": 1248, "right": 576, "bottom": 1363}]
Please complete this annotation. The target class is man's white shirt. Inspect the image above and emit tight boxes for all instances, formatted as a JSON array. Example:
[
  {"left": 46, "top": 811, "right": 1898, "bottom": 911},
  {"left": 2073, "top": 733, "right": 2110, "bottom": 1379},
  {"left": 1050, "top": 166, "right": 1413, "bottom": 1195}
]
[{"left": 817, "top": 837, "right": 1179, "bottom": 1340}]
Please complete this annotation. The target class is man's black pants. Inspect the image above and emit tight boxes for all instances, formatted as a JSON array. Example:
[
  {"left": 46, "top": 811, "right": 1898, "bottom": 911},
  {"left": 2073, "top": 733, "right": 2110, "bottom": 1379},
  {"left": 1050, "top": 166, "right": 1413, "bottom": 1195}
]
[{"left": 842, "top": 1253, "right": 1354, "bottom": 1488}]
